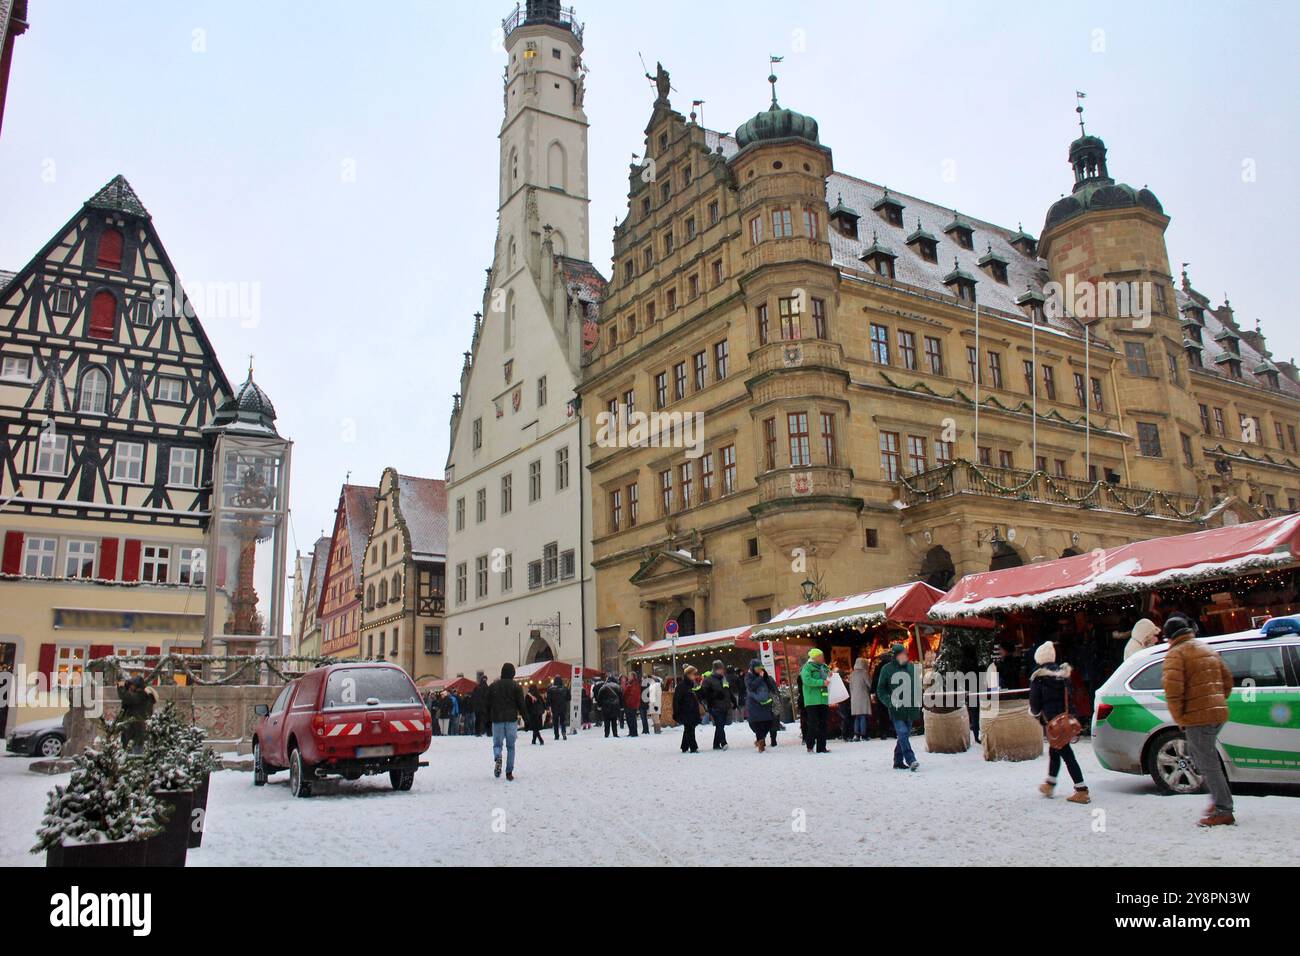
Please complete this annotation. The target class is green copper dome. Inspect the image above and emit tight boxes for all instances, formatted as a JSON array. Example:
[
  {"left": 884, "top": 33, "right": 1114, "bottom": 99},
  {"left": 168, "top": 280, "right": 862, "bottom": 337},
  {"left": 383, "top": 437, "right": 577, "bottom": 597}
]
[{"left": 735, "top": 101, "right": 820, "bottom": 149}]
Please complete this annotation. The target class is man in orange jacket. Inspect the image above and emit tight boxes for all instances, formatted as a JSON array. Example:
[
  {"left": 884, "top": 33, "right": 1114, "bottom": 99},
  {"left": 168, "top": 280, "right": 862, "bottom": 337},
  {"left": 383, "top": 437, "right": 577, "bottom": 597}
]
[{"left": 1160, "top": 615, "right": 1236, "bottom": 827}]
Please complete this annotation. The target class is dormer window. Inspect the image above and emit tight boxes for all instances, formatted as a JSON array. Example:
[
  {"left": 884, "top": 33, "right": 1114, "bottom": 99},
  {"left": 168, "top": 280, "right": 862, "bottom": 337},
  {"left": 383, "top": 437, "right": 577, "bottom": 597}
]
[
  {"left": 1184, "top": 338, "right": 1204, "bottom": 368},
  {"left": 859, "top": 232, "right": 897, "bottom": 279},
  {"left": 872, "top": 189, "right": 905, "bottom": 227},
  {"left": 1015, "top": 288, "right": 1046, "bottom": 324},
  {"left": 1007, "top": 225, "right": 1037, "bottom": 258},
  {"left": 1215, "top": 352, "right": 1243, "bottom": 379},
  {"left": 828, "top": 194, "right": 861, "bottom": 239},
  {"left": 1184, "top": 324, "right": 1203, "bottom": 345},
  {"left": 978, "top": 244, "right": 1009, "bottom": 284},
  {"left": 905, "top": 220, "right": 938, "bottom": 263},
  {"left": 1255, "top": 360, "right": 1282, "bottom": 390},
  {"left": 943, "top": 260, "right": 977, "bottom": 303},
  {"left": 1214, "top": 328, "right": 1241, "bottom": 356},
  {"left": 943, "top": 213, "right": 974, "bottom": 250}
]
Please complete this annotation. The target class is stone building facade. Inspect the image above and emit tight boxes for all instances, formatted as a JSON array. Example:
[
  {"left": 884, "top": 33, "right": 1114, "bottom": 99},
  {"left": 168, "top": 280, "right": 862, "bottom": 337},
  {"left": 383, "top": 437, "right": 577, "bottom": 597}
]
[{"left": 578, "top": 77, "right": 1300, "bottom": 660}]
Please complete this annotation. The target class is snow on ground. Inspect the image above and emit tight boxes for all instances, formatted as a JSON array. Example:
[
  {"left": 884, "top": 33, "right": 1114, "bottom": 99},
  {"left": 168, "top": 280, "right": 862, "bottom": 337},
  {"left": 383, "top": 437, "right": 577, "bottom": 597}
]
[{"left": 3, "top": 726, "right": 1295, "bottom": 866}]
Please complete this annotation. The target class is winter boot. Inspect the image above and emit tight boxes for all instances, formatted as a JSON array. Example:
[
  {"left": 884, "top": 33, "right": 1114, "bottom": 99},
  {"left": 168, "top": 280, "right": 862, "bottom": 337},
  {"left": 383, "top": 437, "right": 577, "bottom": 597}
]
[
  {"left": 1039, "top": 780, "right": 1056, "bottom": 798},
  {"left": 1067, "top": 787, "right": 1091, "bottom": 805},
  {"left": 757, "top": 739, "right": 766, "bottom": 753},
  {"left": 506, "top": 771, "right": 515, "bottom": 782},
  {"left": 1198, "top": 811, "right": 1236, "bottom": 827}
]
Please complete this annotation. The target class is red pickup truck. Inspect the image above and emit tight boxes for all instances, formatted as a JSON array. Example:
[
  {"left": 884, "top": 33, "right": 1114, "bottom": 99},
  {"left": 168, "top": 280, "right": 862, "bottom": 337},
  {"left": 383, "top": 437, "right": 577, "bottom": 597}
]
[{"left": 252, "top": 662, "right": 431, "bottom": 797}]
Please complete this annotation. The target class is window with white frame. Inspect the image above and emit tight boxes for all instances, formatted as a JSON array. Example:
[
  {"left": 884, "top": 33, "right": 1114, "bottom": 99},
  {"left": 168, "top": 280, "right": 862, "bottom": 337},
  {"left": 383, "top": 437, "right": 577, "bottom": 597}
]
[
  {"left": 65, "top": 539, "right": 97, "bottom": 578},
  {"left": 178, "top": 547, "right": 205, "bottom": 585},
  {"left": 132, "top": 300, "right": 154, "bottom": 327},
  {"left": 560, "top": 548, "right": 576, "bottom": 580},
  {"left": 1, "top": 355, "right": 32, "bottom": 381},
  {"left": 78, "top": 367, "right": 110, "bottom": 414},
  {"left": 55, "top": 645, "right": 88, "bottom": 687},
  {"left": 156, "top": 376, "right": 185, "bottom": 403},
  {"left": 23, "top": 536, "right": 58, "bottom": 577},
  {"left": 543, "top": 542, "right": 559, "bottom": 584},
  {"left": 36, "top": 433, "right": 68, "bottom": 475},
  {"left": 169, "top": 447, "right": 198, "bottom": 486},
  {"left": 53, "top": 286, "right": 75, "bottom": 315},
  {"left": 141, "top": 545, "right": 171, "bottom": 583},
  {"left": 113, "top": 442, "right": 145, "bottom": 482}
]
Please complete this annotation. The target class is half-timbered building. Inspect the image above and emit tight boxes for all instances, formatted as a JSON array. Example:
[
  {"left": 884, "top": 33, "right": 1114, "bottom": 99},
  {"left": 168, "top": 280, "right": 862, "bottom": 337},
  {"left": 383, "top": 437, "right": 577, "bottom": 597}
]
[
  {"left": 0, "top": 175, "right": 238, "bottom": 722},
  {"left": 317, "top": 483, "right": 376, "bottom": 659}
]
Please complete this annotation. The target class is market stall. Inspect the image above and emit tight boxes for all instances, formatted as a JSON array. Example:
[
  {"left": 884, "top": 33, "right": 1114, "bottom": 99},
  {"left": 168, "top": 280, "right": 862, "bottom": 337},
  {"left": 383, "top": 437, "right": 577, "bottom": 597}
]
[
  {"left": 511, "top": 660, "right": 603, "bottom": 689},
  {"left": 929, "top": 512, "right": 1300, "bottom": 707},
  {"left": 418, "top": 675, "right": 477, "bottom": 695}
]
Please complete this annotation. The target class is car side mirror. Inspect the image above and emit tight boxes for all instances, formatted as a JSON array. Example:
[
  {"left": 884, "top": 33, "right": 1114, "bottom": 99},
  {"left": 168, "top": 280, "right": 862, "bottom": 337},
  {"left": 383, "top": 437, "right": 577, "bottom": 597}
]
[{"left": 254, "top": 703, "right": 269, "bottom": 717}]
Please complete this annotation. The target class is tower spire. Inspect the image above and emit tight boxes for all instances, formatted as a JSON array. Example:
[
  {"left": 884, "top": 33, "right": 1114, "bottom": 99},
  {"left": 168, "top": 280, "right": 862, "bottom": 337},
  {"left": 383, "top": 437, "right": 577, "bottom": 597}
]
[
  {"left": 1075, "top": 90, "right": 1087, "bottom": 135},
  {"left": 768, "top": 55, "right": 784, "bottom": 107}
]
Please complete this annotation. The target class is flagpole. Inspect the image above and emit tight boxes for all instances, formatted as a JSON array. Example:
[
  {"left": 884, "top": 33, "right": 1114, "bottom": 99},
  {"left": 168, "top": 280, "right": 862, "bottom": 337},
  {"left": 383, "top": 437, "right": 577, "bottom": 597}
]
[
  {"left": 974, "top": 301, "right": 980, "bottom": 461},
  {"left": 1031, "top": 309, "right": 1038, "bottom": 468},
  {"left": 1084, "top": 322, "right": 1092, "bottom": 477}
]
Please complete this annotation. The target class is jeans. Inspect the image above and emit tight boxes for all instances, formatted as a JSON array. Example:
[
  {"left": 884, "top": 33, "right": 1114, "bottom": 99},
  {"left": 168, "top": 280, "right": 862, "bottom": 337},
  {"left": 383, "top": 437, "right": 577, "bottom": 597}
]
[
  {"left": 464, "top": 712, "right": 476, "bottom": 736},
  {"left": 681, "top": 723, "right": 698, "bottom": 752},
  {"left": 551, "top": 709, "right": 567, "bottom": 739},
  {"left": 710, "top": 709, "right": 729, "bottom": 748},
  {"left": 1047, "top": 743, "right": 1085, "bottom": 787},
  {"left": 853, "top": 714, "right": 869, "bottom": 738},
  {"left": 804, "top": 704, "right": 829, "bottom": 752},
  {"left": 1185, "top": 723, "right": 1233, "bottom": 813},
  {"left": 892, "top": 717, "right": 916, "bottom": 766},
  {"left": 624, "top": 706, "right": 640, "bottom": 737},
  {"left": 491, "top": 721, "right": 518, "bottom": 774}
]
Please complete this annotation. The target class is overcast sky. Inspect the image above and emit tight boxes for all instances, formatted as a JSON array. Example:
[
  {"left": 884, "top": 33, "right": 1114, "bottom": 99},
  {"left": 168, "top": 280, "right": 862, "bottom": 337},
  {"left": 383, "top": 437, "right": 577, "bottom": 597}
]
[{"left": 3, "top": 0, "right": 1297, "bottom": 589}]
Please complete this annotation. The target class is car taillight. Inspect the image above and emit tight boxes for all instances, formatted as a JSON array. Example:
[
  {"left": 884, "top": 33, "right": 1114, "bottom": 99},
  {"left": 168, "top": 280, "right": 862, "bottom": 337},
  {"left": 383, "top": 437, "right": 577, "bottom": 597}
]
[
  {"left": 1095, "top": 703, "right": 1113, "bottom": 722},
  {"left": 313, "top": 714, "right": 326, "bottom": 736}
]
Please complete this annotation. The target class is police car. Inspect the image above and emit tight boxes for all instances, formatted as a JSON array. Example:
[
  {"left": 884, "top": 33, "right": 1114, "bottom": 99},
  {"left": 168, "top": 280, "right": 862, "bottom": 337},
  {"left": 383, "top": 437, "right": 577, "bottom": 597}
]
[{"left": 1092, "top": 616, "right": 1300, "bottom": 793}]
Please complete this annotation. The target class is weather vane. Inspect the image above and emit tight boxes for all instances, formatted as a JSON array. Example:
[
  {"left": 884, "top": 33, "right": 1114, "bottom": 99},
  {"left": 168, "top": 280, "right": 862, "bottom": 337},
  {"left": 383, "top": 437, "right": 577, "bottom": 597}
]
[
  {"left": 769, "top": 55, "right": 784, "bottom": 106},
  {"left": 1075, "top": 90, "right": 1087, "bottom": 135}
]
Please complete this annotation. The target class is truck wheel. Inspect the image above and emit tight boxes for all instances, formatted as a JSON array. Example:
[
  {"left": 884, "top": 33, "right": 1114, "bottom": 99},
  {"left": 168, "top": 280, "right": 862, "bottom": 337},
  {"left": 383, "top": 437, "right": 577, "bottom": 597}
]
[
  {"left": 252, "top": 740, "right": 267, "bottom": 786},
  {"left": 289, "top": 747, "right": 313, "bottom": 798},
  {"left": 1146, "top": 728, "right": 1204, "bottom": 795},
  {"left": 390, "top": 769, "right": 415, "bottom": 791}
]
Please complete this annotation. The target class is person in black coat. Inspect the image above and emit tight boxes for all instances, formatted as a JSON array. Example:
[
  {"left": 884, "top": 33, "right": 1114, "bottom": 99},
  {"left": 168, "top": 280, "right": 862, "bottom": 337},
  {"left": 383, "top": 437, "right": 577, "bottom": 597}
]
[
  {"left": 699, "top": 660, "right": 732, "bottom": 751},
  {"left": 744, "top": 659, "right": 779, "bottom": 752},
  {"left": 546, "top": 676, "right": 570, "bottom": 740},
  {"left": 524, "top": 686, "right": 546, "bottom": 746},
  {"left": 673, "top": 666, "right": 702, "bottom": 753},
  {"left": 1028, "top": 641, "right": 1089, "bottom": 804},
  {"left": 595, "top": 674, "right": 623, "bottom": 738},
  {"left": 486, "top": 663, "right": 527, "bottom": 779},
  {"left": 471, "top": 674, "right": 491, "bottom": 736}
]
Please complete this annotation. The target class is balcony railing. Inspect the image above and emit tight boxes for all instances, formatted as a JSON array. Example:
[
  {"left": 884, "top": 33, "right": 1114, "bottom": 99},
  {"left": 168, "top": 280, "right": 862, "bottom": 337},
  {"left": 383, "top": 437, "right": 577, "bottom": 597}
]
[
  {"left": 502, "top": 2, "right": 583, "bottom": 42},
  {"left": 757, "top": 466, "right": 855, "bottom": 504},
  {"left": 748, "top": 337, "right": 843, "bottom": 377},
  {"left": 896, "top": 460, "right": 1204, "bottom": 520}
]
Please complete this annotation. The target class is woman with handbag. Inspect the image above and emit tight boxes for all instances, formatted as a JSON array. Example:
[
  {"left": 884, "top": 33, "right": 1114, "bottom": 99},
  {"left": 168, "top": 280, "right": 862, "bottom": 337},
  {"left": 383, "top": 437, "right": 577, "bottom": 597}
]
[{"left": 1028, "top": 641, "right": 1090, "bottom": 804}]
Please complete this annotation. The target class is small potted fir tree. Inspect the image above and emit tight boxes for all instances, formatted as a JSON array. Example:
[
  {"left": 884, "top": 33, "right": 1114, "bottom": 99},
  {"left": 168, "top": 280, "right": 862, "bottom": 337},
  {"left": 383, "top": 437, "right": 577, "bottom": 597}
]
[
  {"left": 141, "top": 702, "right": 199, "bottom": 867},
  {"left": 178, "top": 712, "right": 221, "bottom": 848},
  {"left": 33, "top": 724, "right": 168, "bottom": 867}
]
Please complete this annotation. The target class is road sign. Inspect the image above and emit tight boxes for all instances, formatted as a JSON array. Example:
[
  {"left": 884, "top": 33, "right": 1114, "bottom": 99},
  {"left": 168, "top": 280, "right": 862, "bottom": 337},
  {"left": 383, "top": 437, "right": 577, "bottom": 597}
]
[{"left": 665, "top": 619, "right": 679, "bottom": 637}]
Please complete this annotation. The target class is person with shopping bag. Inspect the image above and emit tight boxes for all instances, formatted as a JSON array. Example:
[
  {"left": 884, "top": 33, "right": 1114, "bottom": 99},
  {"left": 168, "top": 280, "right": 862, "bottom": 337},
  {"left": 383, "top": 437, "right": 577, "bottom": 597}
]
[{"left": 800, "top": 648, "right": 832, "bottom": 754}]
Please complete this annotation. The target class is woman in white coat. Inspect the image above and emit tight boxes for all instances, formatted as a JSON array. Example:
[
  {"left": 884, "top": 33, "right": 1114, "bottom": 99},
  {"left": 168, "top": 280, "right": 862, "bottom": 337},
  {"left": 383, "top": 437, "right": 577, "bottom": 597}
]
[
  {"left": 645, "top": 676, "right": 663, "bottom": 733},
  {"left": 849, "top": 658, "right": 873, "bottom": 741},
  {"left": 1123, "top": 618, "right": 1160, "bottom": 659}
]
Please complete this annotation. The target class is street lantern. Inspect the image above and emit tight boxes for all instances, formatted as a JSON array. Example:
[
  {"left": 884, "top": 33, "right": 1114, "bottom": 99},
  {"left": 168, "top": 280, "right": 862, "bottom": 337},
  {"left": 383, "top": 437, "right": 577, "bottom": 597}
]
[
  {"left": 202, "top": 367, "right": 292, "bottom": 658},
  {"left": 800, "top": 577, "right": 817, "bottom": 602}
]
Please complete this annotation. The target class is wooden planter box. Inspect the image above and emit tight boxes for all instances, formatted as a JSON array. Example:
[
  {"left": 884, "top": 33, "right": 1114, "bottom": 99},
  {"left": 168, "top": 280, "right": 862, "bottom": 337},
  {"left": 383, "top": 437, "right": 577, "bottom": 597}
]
[
  {"left": 145, "top": 789, "right": 193, "bottom": 867},
  {"left": 46, "top": 839, "right": 150, "bottom": 867},
  {"left": 188, "top": 773, "right": 210, "bottom": 849}
]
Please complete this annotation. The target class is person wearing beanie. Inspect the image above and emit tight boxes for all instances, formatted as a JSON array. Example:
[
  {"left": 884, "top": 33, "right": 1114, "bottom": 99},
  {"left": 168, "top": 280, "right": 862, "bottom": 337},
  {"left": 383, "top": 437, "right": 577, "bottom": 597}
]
[
  {"left": 1029, "top": 641, "right": 1089, "bottom": 804},
  {"left": 744, "top": 658, "right": 779, "bottom": 753},
  {"left": 875, "top": 643, "right": 921, "bottom": 770},
  {"left": 547, "top": 675, "right": 570, "bottom": 740},
  {"left": 595, "top": 673, "right": 623, "bottom": 738},
  {"left": 673, "top": 665, "right": 703, "bottom": 753},
  {"left": 1161, "top": 618, "right": 1236, "bottom": 827},
  {"left": 700, "top": 660, "right": 732, "bottom": 750},
  {"left": 799, "top": 648, "right": 832, "bottom": 754},
  {"left": 487, "top": 661, "right": 527, "bottom": 780},
  {"left": 1124, "top": 618, "right": 1161, "bottom": 660}
]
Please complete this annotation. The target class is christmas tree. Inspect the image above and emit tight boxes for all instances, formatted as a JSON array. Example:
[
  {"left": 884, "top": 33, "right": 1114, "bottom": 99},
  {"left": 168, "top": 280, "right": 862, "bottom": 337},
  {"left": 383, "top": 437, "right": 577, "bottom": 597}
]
[{"left": 144, "top": 701, "right": 219, "bottom": 791}]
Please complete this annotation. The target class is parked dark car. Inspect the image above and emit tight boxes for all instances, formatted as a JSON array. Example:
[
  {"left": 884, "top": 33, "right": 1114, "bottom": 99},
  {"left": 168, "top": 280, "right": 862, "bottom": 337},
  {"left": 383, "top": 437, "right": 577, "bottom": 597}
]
[
  {"left": 5, "top": 718, "right": 67, "bottom": 757},
  {"left": 252, "top": 663, "right": 431, "bottom": 797}
]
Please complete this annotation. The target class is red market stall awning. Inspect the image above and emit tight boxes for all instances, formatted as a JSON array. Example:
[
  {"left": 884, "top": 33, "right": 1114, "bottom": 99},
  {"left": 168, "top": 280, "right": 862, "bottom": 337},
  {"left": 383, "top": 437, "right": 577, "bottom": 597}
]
[
  {"left": 753, "top": 581, "right": 946, "bottom": 640},
  {"left": 626, "top": 625, "right": 757, "bottom": 662},
  {"left": 929, "top": 512, "right": 1300, "bottom": 620},
  {"left": 418, "top": 676, "right": 478, "bottom": 694},
  {"left": 511, "top": 660, "right": 602, "bottom": 685}
]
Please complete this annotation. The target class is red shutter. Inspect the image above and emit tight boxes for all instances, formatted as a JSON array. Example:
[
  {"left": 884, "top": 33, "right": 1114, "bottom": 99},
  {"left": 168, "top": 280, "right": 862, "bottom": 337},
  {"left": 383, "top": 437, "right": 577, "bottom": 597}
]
[
  {"left": 98, "top": 537, "right": 119, "bottom": 580},
  {"left": 121, "top": 539, "right": 142, "bottom": 582},
  {"left": 88, "top": 644, "right": 114, "bottom": 660},
  {"left": 37, "top": 644, "right": 56, "bottom": 685},
  {"left": 96, "top": 228, "right": 123, "bottom": 269},
  {"left": 145, "top": 645, "right": 161, "bottom": 657},
  {"left": 1, "top": 531, "right": 23, "bottom": 575},
  {"left": 89, "top": 290, "right": 117, "bottom": 339}
]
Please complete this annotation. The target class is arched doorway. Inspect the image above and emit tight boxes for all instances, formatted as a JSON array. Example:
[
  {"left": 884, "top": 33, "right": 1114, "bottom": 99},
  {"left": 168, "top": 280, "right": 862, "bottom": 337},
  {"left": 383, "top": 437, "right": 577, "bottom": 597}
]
[
  {"left": 674, "top": 608, "right": 696, "bottom": 637},
  {"left": 919, "top": 546, "right": 956, "bottom": 590},
  {"left": 1061, "top": 547, "right": 1082, "bottom": 558},
  {"left": 525, "top": 635, "right": 555, "bottom": 663},
  {"left": 990, "top": 542, "right": 1024, "bottom": 571}
]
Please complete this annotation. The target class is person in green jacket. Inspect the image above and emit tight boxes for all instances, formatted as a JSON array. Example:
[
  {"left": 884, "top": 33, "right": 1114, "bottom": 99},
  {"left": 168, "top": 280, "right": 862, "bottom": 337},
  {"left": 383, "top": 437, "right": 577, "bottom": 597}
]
[
  {"left": 875, "top": 642, "right": 921, "bottom": 771},
  {"left": 799, "top": 649, "right": 831, "bottom": 754}
]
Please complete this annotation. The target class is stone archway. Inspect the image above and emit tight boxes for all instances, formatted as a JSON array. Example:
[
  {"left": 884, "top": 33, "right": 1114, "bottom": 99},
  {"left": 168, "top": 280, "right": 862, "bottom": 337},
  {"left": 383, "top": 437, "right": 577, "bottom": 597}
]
[
  {"left": 990, "top": 542, "right": 1025, "bottom": 571},
  {"left": 1061, "top": 547, "right": 1082, "bottom": 558},
  {"left": 675, "top": 608, "right": 696, "bottom": 637},
  {"left": 525, "top": 635, "right": 555, "bottom": 663},
  {"left": 919, "top": 546, "right": 956, "bottom": 590}
]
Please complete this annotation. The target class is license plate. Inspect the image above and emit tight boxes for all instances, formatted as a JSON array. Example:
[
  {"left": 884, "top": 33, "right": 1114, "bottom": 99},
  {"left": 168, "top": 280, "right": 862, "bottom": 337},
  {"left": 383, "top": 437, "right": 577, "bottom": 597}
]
[{"left": 356, "top": 745, "right": 394, "bottom": 758}]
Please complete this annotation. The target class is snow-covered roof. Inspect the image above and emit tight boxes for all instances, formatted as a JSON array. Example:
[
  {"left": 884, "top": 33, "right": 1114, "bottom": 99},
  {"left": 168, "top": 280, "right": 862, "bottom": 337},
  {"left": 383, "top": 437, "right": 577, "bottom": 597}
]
[
  {"left": 754, "top": 581, "right": 944, "bottom": 640},
  {"left": 626, "top": 625, "right": 754, "bottom": 661},
  {"left": 396, "top": 474, "right": 447, "bottom": 559}
]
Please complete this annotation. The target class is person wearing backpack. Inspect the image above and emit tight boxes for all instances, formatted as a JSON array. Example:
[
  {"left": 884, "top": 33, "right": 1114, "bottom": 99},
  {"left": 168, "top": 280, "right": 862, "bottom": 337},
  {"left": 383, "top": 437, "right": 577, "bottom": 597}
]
[{"left": 1028, "top": 641, "right": 1089, "bottom": 804}]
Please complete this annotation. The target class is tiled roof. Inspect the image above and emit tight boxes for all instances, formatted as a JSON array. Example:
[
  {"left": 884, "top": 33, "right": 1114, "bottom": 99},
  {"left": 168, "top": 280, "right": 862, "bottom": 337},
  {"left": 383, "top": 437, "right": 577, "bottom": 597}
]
[
  {"left": 86, "top": 174, "right": 150, "bottom": 219},
  {"left": 342, "top": 484, "right": 378, "bottom": 583},
  {"left": 397, "top": 474, "right": 448, "bottom": 559},
  {"left": 560, "top": 256, "right": 607, "bottom": 305},
  {"left": 0, "top": 270, "right": 14, "bottom": 292},
  {"left": 309, "top": 535, "right": 331, "bottom": 596},
  {"left": 1177, "top": 289, "right": 1300, "bottom": 397}
]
